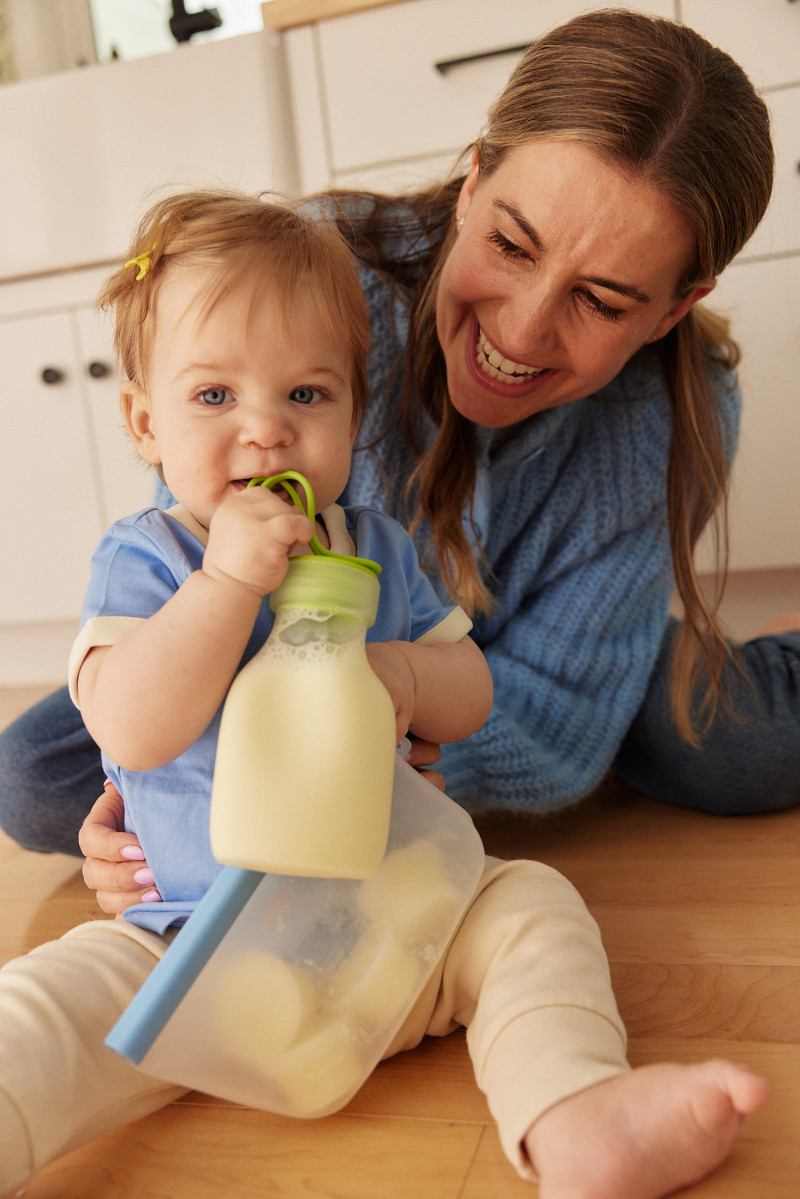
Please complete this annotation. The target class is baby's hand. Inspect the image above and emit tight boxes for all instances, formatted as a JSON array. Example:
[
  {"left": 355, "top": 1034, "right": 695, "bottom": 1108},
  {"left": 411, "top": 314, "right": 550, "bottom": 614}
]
[
  {"left": 366, "top": 642, "right": 415, "bottom": 742},
  {"left": 203, "top": 487, "right": 313, "bottom": 596}
]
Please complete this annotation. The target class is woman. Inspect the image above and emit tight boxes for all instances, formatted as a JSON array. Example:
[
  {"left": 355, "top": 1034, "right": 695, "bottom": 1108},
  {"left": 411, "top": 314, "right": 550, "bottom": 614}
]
[{"left": 2, "top": 10, "right": 797, "bottom": 908}]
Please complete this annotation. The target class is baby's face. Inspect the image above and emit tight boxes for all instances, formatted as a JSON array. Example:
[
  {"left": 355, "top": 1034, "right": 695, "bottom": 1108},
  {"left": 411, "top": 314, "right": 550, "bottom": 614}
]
[{"left": 129, "top": 269, "right": 357, "bottom": 530}]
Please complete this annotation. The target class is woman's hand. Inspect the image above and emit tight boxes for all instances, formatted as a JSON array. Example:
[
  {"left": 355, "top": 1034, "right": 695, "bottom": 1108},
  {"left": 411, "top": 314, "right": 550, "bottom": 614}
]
[
  {"left": 78, "top": 782, "right": 161, "bottom": 915},
  {"left": 405, "top": 735, "right": 445, "bottom": 792}
]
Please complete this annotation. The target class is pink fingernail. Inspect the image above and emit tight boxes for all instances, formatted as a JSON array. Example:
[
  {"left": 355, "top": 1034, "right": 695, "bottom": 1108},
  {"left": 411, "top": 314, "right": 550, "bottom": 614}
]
[
  {"left": 134, "top": 868, "right": 156, "bottom": 886},
  {"left": 140, "top": 890, "right": 162, "bottom": 903},
  {"left": 121, "top": 845, "right": 146, "bottom": 861}
]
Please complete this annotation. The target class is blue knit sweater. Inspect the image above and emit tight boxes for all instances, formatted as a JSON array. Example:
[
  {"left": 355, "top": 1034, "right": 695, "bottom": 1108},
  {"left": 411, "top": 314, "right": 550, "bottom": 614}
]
[{"left": 334, "top": 199, "right": 741, "bottom": 813}]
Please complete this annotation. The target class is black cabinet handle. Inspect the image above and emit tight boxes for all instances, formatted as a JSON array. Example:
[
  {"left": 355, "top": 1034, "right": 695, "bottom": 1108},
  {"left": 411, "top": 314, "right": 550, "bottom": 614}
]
[
  {"left": 41, "top": 367, "right": 65, "bottom": 385},
  {"left": 435, "top": 43, "right": 529, "bottom": 74},
  {"left": 88, "top": 361, "right": 112, "bottom": 378}
]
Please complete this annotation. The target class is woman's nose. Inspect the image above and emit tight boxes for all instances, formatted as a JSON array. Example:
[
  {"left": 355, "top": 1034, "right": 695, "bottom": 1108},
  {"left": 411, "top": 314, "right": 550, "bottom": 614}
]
[{"left": 498, "top": 287, "right": 562, "bottom": 360}]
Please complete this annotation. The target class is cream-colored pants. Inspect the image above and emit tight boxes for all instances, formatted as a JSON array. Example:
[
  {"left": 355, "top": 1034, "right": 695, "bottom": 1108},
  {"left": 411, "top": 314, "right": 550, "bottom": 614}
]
[{"left": 0, "top": 858, "right": 628, "bottom": 1194}]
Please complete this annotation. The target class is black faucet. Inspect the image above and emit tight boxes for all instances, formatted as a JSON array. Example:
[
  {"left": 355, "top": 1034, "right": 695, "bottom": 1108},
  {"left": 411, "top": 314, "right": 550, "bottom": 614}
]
[{"left": 169, "top": 1, "right": 223, "bottom": 43}]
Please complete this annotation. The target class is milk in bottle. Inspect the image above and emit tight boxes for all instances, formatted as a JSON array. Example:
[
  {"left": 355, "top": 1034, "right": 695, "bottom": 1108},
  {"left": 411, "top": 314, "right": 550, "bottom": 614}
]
[{"left": 210, "top": 556, "right": 396, "bottom": 878}]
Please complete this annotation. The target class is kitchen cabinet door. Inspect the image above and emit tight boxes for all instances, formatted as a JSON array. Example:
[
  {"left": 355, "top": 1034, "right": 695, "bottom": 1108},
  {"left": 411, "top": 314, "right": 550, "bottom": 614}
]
[
  {"left": 0, "top": 310, "right": 104, "bottom": 624},
  {"left": 75, "top": 305, "right": 154, "bottom": 527},
  {"left": 706, "top": 256, "right": 800, "bottom": 571}
]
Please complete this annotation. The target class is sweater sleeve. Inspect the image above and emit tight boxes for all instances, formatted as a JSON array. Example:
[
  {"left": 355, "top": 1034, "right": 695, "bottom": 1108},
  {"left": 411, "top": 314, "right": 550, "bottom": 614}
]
[
  {"left": 440, "top": 500, "right": 675, "bottom": 811},
  {"left": 440, "top": 364, "right": 741, "bottom": 814}
]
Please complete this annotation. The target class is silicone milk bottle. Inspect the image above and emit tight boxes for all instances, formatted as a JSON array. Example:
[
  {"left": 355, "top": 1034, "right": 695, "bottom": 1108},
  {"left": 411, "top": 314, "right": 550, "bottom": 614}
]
[
  {"left": 209, "top": 473, "right": 397, "bottom": 880},
  {"left": 107, "top": 481, "right": 486, "bottom": 1111}
]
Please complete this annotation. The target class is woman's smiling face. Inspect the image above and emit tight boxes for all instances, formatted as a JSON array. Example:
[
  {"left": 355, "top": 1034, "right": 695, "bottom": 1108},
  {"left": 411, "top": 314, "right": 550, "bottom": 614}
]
[{"left": 435, "top": 140, "right": 715, "bottom": 429}]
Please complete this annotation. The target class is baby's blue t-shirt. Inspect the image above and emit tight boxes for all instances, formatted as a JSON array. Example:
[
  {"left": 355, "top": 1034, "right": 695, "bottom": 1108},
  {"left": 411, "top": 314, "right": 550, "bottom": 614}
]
[{"left": 71, "top": 503, "right": 469, "bottom": 932}]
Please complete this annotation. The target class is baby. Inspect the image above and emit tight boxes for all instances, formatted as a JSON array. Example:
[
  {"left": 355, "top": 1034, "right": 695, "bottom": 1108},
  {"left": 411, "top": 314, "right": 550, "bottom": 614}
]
[{"left": 0, "top": 189, "right": 768, "bottom": 1198}]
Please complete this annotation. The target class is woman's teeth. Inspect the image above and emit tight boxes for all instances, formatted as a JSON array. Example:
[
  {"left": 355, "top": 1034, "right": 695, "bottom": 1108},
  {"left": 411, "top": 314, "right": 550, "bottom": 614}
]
[{"left": 476, "top": 328, "right": 545, "bottom": 383}]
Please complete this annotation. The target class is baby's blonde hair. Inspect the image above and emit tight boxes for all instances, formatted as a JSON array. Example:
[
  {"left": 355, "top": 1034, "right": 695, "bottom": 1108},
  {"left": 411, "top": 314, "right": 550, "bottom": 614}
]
[{"left": 100, "top": 188, "right": 371, "bottom": 427}]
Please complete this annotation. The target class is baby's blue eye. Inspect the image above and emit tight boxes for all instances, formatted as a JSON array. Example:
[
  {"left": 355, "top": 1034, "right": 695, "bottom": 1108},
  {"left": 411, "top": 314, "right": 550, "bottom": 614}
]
[
  {"left": 290, "top": 386, "right": 317, "bottom": 405},
  {"left": 199, "top": 387, "right": 230, "bottom": 406}
]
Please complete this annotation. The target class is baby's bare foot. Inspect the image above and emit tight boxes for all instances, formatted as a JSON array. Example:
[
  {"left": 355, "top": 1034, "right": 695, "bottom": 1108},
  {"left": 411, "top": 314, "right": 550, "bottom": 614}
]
[{"left": 524, "top": 1059, "right": 769, "bottom": 1199}]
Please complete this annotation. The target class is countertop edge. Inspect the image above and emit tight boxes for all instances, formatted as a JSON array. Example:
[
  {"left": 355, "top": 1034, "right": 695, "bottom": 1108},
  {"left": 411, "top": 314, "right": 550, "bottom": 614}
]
[{"left": 261, "top": 0, "right": 412, "bottom": 31}]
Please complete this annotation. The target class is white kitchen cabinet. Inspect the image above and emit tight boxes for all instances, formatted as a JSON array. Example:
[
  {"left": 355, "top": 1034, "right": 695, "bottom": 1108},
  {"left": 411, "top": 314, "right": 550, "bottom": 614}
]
[
  {"left": 678, "top": 6, "right": 800, "bottom": 264},
  {"left": 0, "top": 29, "right": 298, "bottom": 280},
  {"left": 75, "top": 304, "right": 155, "bottom": 527},
  {"left": 0, "top": 269, "right": 153, "bottom": 684},
  {"left": 0, "top": 308, "right": 103, "bottom": 627},
  {"left": 678, "top": 5, "right": 800, "bottom": 571},
  {"left": 285, "top": 0, "right": 800, "bottom": 573},
  {"left": 286, "top": 0, "right": 672, "bottom": 193},
  {"left": 0, "top": 26, "right": 299, "bottom": 684},
  {"left": 702, "top": 256, "right": 800, "bottom": 572}
]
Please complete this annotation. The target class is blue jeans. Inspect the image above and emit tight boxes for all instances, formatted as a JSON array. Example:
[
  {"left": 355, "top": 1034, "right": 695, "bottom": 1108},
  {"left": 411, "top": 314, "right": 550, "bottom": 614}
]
[
  {"left": 1, "top": 620, "right": 798, "bottom": 855},
  {"left": 614, "top": 618, "right": 800, "bottom": 814},
  {"left": 0, "top": 687, "right": 106, "bottom": 855}
]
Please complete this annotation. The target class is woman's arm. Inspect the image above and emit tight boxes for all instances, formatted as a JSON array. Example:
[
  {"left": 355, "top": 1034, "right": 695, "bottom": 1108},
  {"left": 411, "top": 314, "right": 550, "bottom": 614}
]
[
  {"left": 438, "top": 531, "right": 675, "bottom": 812},
  {"left": 367, "top": 634, "right": 493, "bottom": 745}
]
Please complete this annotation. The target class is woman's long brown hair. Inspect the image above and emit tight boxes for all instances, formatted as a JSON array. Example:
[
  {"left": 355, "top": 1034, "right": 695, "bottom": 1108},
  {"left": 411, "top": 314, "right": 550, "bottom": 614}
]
[{"left": 323, "top": 10, "right": 774, "bottom": 743}]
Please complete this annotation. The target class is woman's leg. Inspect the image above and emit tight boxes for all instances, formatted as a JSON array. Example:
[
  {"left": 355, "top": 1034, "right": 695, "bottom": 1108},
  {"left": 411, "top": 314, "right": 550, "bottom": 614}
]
[
  {"left": 614, "top": 617, "right": 800, "bottom": 814},
  {"left": 0, "top": 920, "right": 185, "bottom": 1194},
  {"left": 0, "top": 686, "right": 104, "bottom": 855}
]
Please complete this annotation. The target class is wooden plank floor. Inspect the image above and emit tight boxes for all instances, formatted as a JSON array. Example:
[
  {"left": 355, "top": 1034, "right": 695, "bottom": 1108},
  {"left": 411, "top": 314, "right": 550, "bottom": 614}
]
[{"left": 1, "top": 684, "right": 798, "bottom": 1198}]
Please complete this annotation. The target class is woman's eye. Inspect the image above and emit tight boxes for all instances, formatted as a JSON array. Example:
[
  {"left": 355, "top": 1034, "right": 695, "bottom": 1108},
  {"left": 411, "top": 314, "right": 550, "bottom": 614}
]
[
  {"left": 198, "top": 387, "right": 231, "bottom": 407},
  {"left": 580, "top": 291, "right": 623, "bottom": 324},
  {"left": 290, "top": 386, "right": 320, "bottom": 405},
  {"left": 487, "top": 229, "right": 530, "bottom": 261}
]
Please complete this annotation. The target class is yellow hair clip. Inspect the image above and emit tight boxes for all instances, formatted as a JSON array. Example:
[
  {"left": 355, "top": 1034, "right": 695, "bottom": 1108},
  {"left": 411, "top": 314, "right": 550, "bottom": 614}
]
[{"left": 124, "top": 246, "right": 155, "bottom": 281}]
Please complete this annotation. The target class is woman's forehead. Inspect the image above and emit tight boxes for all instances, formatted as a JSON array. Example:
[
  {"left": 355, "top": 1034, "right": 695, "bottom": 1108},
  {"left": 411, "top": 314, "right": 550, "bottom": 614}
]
[{"left": 478, "top": 140, "right": 695, "bottom": 289}]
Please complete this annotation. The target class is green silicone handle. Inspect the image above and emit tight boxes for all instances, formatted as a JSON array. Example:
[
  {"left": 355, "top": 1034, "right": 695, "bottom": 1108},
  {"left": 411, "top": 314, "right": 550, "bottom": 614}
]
[{"left": 247, "top": 471, "right": 381, "bottom": 577}]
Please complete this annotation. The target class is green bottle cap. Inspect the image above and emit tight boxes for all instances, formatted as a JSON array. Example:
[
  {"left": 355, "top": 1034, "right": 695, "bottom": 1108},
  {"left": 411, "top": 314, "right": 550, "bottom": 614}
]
[{"left": 269, "top": 556, "right": 380, "bottom": 625}]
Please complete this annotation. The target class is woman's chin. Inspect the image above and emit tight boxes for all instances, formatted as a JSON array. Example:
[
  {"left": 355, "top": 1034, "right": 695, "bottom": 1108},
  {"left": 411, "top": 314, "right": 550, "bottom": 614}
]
[{"left": 451, "top": 369, "right": 562, "bottom": 427}]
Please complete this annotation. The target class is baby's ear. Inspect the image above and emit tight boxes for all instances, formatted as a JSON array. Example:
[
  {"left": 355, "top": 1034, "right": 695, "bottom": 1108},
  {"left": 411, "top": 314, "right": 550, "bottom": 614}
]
[{"left": 121, "top": 383, "right": 161, "bottom": 466}]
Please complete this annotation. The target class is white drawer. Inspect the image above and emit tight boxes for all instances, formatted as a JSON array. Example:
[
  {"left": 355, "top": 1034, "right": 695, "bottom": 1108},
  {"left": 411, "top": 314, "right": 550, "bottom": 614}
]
[
  {"left": 316, "top": 0, "right": 673, "bottom": 175},
  {"left": 681, "top": 0, "right": 800, "bottom": 91}
]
